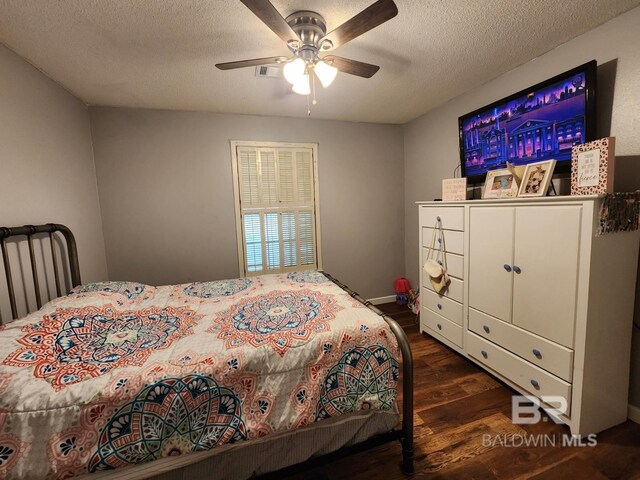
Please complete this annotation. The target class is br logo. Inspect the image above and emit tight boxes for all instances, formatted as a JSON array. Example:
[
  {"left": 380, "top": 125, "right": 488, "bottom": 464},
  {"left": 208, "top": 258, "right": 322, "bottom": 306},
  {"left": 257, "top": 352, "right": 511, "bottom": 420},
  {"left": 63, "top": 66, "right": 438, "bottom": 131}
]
[{"left": 511, "top": 395, "right": 568, "bottom": 424}]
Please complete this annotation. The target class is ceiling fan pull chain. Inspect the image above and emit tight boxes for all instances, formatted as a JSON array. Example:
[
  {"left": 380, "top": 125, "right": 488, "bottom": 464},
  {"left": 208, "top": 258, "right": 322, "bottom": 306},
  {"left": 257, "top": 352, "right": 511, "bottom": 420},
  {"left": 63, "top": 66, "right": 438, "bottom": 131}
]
[
  {"left": 307, "top": 92, "right": 311, "bottom": 117},
  {"left": 312, "top": 73, "right": 317, "bottom": 106}
]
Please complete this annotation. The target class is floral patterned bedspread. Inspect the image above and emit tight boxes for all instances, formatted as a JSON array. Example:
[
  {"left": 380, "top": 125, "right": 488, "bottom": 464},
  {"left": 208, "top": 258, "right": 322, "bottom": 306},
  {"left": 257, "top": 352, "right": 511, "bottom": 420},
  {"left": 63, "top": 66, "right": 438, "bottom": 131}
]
[{"left": 0, "top": 272, "right": 399, "bottom": 479}]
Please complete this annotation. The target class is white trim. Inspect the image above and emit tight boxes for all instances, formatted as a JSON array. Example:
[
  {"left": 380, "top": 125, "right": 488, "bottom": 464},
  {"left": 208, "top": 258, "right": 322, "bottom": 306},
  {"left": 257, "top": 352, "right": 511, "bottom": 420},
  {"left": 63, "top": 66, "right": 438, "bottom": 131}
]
[
  {"left": 311, "top": 143, "right": 323, "bottom": 270},
  {"left": 368, "top": 295, "right": 397, "bottom": 305},
  {"left": 230, "top": 141, "right": 245, "bottom": 276},
  {"left": 628, "top": 404, "right": 640, "bottom": 424}
]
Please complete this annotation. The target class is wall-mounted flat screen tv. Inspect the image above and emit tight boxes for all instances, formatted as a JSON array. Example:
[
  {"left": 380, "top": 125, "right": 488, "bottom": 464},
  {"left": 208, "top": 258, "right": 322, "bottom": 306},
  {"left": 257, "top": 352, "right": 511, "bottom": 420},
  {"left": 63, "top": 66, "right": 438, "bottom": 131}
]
[{"left": 458, "top": 60, "right": 597, "bottom": 184}]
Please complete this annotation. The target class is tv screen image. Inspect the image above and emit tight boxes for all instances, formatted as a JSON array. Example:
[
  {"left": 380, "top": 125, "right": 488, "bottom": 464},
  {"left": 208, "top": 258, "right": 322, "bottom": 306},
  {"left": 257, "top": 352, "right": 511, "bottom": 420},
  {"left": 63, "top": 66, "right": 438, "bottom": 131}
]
[{"left": 458, "top": 61, "right": 596, "bottom": 183}]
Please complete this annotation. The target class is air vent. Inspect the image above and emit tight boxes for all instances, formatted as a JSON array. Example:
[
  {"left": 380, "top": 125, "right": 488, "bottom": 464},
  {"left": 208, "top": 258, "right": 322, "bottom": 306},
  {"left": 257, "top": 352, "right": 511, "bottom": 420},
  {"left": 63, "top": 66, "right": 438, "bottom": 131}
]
[{"left": 255, "top": 65, "right": 280, "bottom": 78}]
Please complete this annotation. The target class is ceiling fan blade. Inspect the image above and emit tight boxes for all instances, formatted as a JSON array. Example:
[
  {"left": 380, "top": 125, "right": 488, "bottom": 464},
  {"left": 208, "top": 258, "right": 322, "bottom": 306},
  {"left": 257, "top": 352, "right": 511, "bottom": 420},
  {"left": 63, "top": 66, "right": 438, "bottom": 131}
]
[
  {"left": 216, "top": 56, "right": 287, "bottom": 70},
  {"left": 240, "top": 0, "right": 300, "bottom": 44},
  {"left": 324, "top": 55, "right": 380, "bottom": 78},
  {"left": 319, "top": 0, "right": 398, "bottom": 50}
]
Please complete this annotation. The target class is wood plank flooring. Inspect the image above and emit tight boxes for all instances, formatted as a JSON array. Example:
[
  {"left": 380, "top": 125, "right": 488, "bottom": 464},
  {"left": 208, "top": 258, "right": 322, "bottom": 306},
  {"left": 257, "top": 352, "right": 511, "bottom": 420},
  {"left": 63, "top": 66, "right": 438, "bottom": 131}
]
[{"left": 280, "top": 303, "right": 640, "bottom": 480}]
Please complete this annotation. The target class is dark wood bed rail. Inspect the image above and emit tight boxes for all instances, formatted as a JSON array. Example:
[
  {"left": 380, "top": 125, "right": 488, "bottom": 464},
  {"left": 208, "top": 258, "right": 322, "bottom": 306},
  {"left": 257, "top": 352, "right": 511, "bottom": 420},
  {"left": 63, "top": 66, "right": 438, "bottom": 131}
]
[{"left": 0, "top": 224, "right": 81, "bottom": 320}]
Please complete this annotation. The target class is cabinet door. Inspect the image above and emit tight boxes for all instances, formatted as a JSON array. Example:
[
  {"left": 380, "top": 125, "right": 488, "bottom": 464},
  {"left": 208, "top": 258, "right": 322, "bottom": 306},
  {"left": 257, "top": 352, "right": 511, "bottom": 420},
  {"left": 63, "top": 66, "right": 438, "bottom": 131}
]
[
  {"left": 512, "top": 206, "right": 581, "bottom": 347},
  {"left": 469, "top": 207, "right": 515, "bottom": 322}
]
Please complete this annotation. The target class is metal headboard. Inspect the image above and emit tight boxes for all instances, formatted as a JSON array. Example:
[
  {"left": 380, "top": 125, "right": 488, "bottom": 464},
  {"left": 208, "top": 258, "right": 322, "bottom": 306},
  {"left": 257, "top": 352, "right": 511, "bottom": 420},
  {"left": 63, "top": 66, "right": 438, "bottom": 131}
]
[{"left": 0, "top": 224, "right": 81, "bottom": 320}]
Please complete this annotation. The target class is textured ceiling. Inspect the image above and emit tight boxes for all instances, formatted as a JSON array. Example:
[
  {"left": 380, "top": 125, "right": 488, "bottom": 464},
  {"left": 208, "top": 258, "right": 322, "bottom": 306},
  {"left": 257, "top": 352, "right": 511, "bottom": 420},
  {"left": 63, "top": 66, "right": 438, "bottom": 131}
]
[{"left": 0, "top": 0, "right": 638, "bottom": 124}]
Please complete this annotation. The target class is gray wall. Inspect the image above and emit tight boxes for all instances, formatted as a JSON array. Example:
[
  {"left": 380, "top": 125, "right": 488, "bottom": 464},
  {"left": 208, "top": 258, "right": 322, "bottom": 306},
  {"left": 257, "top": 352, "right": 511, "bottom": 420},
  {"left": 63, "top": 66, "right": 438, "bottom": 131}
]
[
  {"left": 89, "top": 108, "right": 404, "bottom": 299},
  {"left": 0, "top": 44, "right": 108, "bottom": 317},
  {"left": 403, "top": 6, "right": 640, "bottom": 405}
]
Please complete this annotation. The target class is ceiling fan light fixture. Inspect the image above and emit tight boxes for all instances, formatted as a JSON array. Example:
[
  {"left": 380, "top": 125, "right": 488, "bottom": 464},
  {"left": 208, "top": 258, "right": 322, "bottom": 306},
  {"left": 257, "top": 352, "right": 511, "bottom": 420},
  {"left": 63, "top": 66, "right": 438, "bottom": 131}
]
[
  {"left": 314, "top": 60, "right": 338, "bottom": 88},
  {"left": 292, "top": 73, "right": 311, "bottom": 95},
  {"left": 218, "top": 0, "right": 397, "bottom": 110},
  {"left": 283, "top": 58, "right": 305, "bottom": 85}
]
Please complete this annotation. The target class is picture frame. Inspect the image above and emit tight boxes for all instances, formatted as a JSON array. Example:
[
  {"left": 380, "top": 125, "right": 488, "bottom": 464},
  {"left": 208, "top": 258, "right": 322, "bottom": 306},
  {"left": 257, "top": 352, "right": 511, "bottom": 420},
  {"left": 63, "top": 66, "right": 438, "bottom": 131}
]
[
  {"left": 482, "top": 169, "right": 519, "bottom": 199},
  {"left": 570, "top": 137, "right": 615, "bottom": 195},
  {"left": 518, "top": 160, "right": 557, "bottom": 197}
]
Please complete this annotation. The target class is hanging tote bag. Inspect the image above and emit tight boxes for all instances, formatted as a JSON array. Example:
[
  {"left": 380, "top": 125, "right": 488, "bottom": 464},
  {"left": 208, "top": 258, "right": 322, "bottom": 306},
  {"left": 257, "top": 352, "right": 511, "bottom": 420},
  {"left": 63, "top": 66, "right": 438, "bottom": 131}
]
[{"left": 422, "top": 218, "right": 450, "bottom": 294}]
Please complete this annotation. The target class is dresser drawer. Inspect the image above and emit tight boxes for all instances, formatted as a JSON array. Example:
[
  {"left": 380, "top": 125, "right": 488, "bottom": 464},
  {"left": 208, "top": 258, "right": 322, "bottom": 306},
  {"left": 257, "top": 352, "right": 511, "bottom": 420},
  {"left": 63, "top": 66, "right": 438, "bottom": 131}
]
[
  {"left": 422, "top": 289, "right": 463, "bottom": 325},
  {"left": 423, "top": 277, "right": 463, "bottom": 303},
  {"left": 422, "top": 248, "right": 464, "bottom": 279},
  {"left": 467, "top": 332, "right": 572, "bottom": 415},
  {"left": 420, "top": 206, "right": 464, "bottom": 231},
  {"left": 469, "top": 308, "right": 574, "bottom": 382},
  {"left": 422, "top": 228, "right": 464, "bottom": 255},
  {"left": 421, "top": 309, "right": 463, "bottom": 347}
]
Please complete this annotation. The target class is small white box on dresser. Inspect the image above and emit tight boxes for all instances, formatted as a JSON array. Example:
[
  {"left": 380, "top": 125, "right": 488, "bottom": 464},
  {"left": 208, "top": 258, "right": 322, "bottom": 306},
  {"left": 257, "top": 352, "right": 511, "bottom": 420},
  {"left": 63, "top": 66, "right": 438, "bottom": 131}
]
[{"left": 417, "top": 196, "right": 640, "bottom": 435}]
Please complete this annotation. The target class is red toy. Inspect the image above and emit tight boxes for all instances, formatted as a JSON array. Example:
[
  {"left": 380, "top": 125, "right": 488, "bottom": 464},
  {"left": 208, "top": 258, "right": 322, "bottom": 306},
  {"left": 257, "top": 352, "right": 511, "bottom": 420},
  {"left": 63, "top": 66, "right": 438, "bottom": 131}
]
[{"left": 394, "top": 277, "right": 412, "bottom": 305}]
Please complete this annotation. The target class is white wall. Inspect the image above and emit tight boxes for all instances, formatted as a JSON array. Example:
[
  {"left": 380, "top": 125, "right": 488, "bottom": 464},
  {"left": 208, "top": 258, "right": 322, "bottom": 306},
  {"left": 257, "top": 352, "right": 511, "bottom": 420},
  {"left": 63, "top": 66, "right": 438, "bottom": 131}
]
[
  {"left": 403, "top": 6, "right": 640, "bottom": 405},
  {"left": 0, "top": 44, "right": 108, "bottom": 319},
  {"left": 89, "top": 107, "right": 404, "bottom": 299}
]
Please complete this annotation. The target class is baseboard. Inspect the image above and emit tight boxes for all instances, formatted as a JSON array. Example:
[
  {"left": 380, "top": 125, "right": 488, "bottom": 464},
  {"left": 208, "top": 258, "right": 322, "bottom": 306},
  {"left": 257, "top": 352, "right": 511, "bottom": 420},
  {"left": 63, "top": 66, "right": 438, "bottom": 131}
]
[
  {"left": 367, "top": 295, "right": 396, "bottom": 305},
  {"left": 628, "top": 404, "right": 640, "bottom": 424}
]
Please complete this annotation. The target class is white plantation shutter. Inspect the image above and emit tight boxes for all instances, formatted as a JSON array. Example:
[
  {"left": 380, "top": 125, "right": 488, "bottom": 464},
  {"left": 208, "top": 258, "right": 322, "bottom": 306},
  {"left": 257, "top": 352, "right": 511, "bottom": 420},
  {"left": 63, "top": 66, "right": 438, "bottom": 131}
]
[
  {"left": 260, "top": 150, "right": 278, "bottom": 204},
  {"left": 238, "top": 149, "right": 259, "bottom": 206},
  {"left": 234, "top": 144, "right": 320, "bottom": 276},
  {"left": 281, "top": 211, "right": 297, "bottom": 268},
  {"left": 278, "top": 150, "right": 295, "bottom": 203},
  {"left": 242, "top": 213, "right": 262, "bottom": 272},
  {"left": 298, "top": 210, "right": 315, "bottom": 265},
  {"left": 296, "top": 150, "right": 313, "bottom": 202}
]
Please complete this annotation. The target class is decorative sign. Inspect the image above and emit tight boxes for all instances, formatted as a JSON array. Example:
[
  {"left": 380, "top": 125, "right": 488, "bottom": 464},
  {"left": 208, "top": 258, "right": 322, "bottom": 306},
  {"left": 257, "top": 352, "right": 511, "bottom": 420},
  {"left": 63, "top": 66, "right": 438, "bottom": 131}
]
[
  {"left": 442, "top": 178, "right": 467, "bottom": 201},
  {"left": 577, "top": 149, "right": 600, "bottom": 187},
  {"left": 571, "top": 137, "right": 615, "bottom": 195}
]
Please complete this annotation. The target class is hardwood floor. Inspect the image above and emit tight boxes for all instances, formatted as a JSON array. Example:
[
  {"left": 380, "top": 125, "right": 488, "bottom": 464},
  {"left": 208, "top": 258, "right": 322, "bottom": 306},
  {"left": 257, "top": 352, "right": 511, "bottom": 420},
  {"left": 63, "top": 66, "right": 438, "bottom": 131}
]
[{"left": 280, "top": 303, "right": 640, "bottom": 480}]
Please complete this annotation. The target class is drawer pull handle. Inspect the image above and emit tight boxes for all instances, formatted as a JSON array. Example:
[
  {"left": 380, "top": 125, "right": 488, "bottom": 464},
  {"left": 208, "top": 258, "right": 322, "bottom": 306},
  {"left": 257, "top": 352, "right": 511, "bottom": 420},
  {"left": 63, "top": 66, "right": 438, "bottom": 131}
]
[
  {"left": 481, "top": 350, "right": 488, "bottom": 359},
  {"left": 437, "top": 304, "right": 443, "bottom": 310},
  {"left": 530, "top": 379, "right": 540, "bottom": 389},
  {"left": 503, "top": 264, "right": 512, "bottom": 272},
  {"left": 513, "top": 265, "right": 522, "bottom": 274},
  {"left": 532, "top": 348, "right": 542, "bottom": 358},
  {"left": 483, "top": 325, "right": 490, "bottom": 334},
  {"left": 437, "top": 323, "right": 442, "bottom": 330}
]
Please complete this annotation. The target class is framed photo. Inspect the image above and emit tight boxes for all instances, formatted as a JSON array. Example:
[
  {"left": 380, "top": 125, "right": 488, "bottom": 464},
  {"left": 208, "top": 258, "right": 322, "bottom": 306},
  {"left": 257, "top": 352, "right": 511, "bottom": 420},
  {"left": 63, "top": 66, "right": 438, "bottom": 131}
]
[
  {"left": 518, "top": 160, "right": 556, "bottom": 197},
  {"left": 482, "top": 169, "right": 519, "bottom": 199},
  {"left": 570, "top": 137, "right": 615, "bottom": 195}
]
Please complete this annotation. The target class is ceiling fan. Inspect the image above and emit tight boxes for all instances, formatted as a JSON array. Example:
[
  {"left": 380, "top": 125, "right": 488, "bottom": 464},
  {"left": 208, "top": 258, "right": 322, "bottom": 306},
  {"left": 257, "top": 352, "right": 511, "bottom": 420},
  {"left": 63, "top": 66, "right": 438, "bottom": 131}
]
[{"left": 216, "top": 0, "right": 398, "bottom": 99}]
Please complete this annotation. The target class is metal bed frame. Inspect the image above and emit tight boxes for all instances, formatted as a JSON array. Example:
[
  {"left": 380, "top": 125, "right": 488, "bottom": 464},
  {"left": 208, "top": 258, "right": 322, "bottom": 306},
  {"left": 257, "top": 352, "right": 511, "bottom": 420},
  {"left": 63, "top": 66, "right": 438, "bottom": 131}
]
[
  {"left": 0, "top": 224, "right": 414, "bottom": 476},
  {"left": 0, "top": 224, "right": 81, "bottom": 321},
  {"left": 322, "top": 272, "right": 414, "bottom": 475}
]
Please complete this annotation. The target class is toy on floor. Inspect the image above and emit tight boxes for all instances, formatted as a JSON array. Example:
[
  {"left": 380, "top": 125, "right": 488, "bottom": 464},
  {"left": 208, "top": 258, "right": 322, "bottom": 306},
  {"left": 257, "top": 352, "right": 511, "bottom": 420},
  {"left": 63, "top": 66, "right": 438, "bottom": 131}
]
[
  {"left": 394, "top": 277, "right": 411, "bottom": 305},
  {"left": 408, "top": 289, "right": 420, "bottom": 314}
]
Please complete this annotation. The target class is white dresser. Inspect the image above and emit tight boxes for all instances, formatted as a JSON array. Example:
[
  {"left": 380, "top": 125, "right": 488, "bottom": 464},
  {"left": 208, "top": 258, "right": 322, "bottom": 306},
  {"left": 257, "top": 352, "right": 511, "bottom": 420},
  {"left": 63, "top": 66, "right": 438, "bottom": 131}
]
[{"left": 418, "top": 196, "right": 640, "bottom": 435}]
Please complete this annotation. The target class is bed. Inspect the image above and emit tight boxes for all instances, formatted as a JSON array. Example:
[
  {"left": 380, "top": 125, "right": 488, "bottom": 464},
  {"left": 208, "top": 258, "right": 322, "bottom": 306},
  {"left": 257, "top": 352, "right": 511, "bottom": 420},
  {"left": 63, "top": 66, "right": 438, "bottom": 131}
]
[{"left": 0, "top": 224, "right": 413, "bottom": 480}]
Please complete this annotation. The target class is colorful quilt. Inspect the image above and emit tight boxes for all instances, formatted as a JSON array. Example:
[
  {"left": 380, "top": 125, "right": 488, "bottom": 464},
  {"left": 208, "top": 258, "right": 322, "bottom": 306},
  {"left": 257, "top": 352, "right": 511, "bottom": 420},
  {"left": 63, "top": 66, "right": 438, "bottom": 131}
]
[{"left": 0, "top": 272, "right": 399, "bottom": 479}]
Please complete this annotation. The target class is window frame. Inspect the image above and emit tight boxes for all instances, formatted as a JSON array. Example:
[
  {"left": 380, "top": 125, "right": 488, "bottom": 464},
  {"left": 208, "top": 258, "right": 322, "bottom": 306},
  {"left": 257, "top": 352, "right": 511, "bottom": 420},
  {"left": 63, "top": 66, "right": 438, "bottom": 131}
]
[{"left": 230, "top": 140, "right": 323, "bottom": 277}]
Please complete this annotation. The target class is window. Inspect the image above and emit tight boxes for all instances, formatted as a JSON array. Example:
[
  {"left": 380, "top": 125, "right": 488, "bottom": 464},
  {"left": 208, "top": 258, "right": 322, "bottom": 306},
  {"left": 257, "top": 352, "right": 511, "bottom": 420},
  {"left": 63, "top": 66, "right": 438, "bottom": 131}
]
[{"left": 231, "top": 141, "right": 321, "bottom": 276}]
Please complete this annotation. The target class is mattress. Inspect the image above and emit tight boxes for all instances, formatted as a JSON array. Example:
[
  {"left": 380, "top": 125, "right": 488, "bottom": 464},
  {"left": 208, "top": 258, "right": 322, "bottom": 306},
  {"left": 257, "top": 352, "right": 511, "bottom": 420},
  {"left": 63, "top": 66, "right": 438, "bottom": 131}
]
[{"left": 0, "top": 272, "right": 400, "bottom": 479}]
